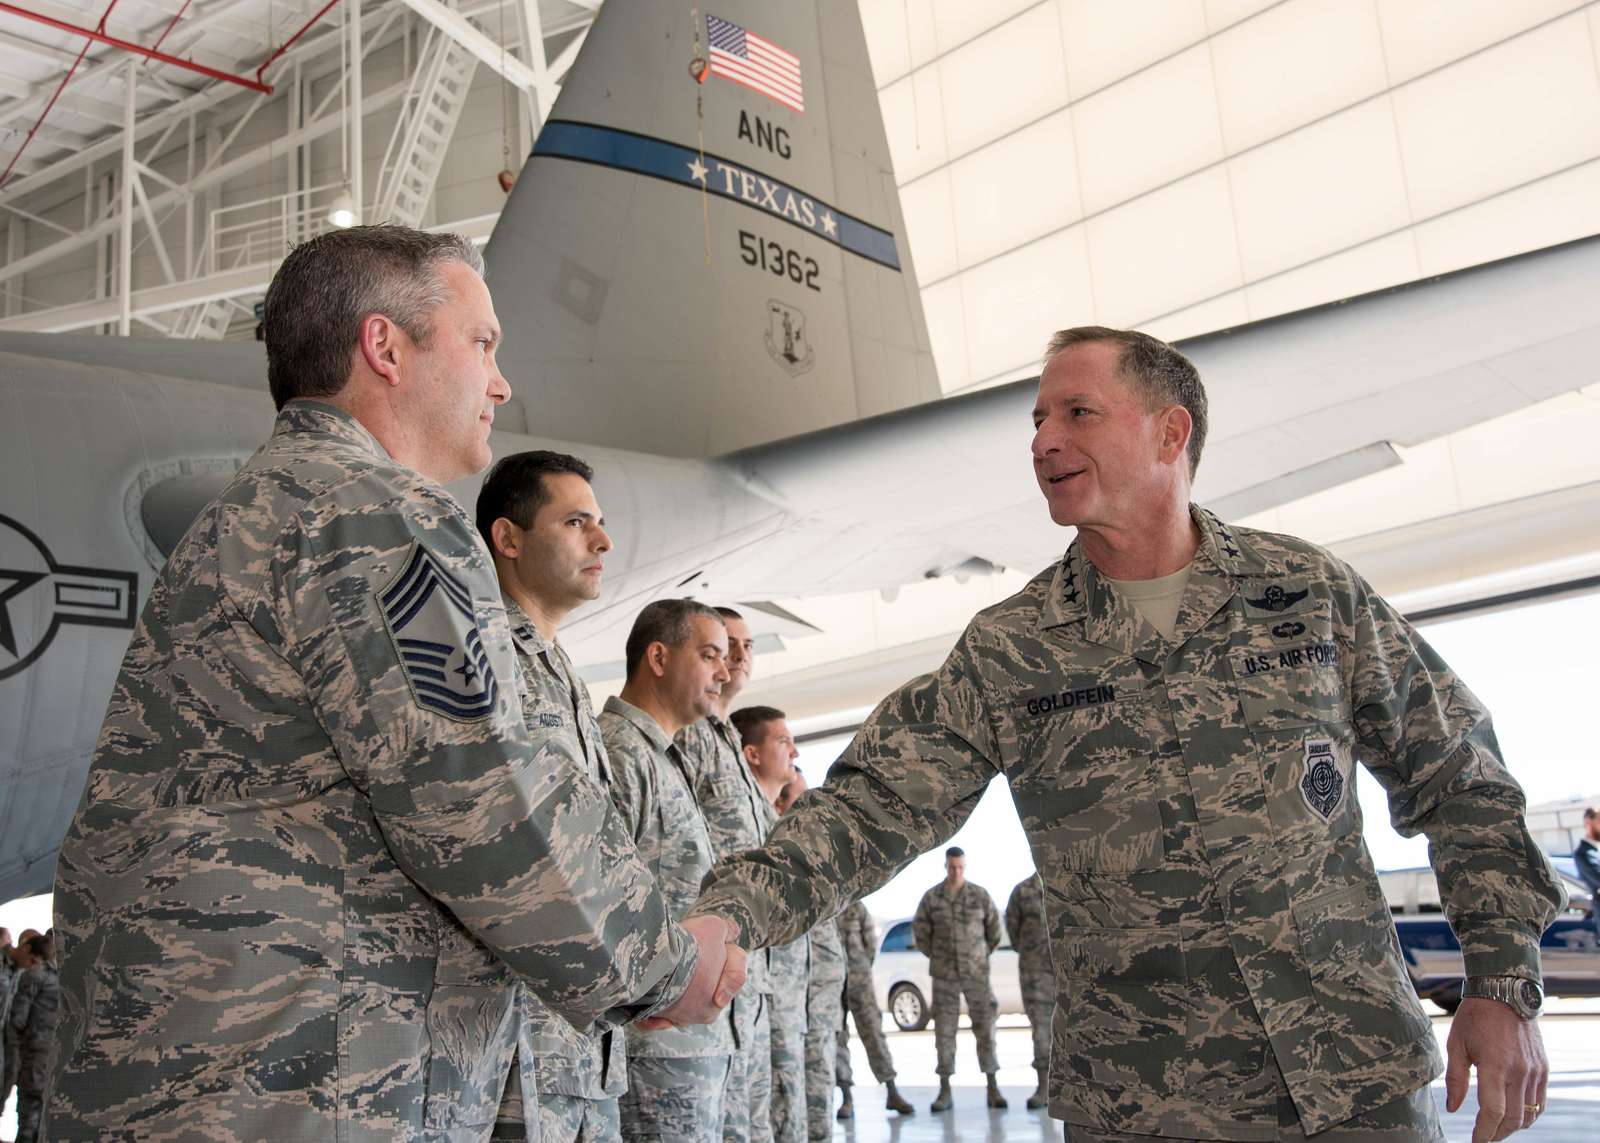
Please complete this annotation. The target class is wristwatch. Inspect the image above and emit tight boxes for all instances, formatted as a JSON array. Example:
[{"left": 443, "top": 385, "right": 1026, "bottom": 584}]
[{"left": 1461, "top": 975, "right": 1544, "bottom": 1019}]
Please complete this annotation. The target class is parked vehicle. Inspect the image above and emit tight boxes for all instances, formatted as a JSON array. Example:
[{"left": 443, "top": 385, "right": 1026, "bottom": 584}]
[
  {"left": 871, "top": 917, "right": 1023, "bottom": 1031},
  {"left": 1383, "top": 862, "right": 1598, "bottom": 1013}
]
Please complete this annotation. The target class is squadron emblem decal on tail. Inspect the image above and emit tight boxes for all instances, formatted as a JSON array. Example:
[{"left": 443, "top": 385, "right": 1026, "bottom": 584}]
[
  {"left": 0, "top": 514, "right": 136, "bottom": 682},
  {"left": 379, "top": 543, "right": 498, "bottom": 722},
  {"left": 765, "top": 300, "right": 815, "bottom": 376}
]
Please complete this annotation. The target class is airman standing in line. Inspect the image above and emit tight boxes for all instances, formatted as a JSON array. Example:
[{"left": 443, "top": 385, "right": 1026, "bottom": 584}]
[
  {"left": 12, "top": 933, "right": 58, "bottom": 1143},
  {"left": 478, "top": 450, "right": 627, "bottom": 1142},
  {"left": 729, "top": 705, "right": 809, "bottom": 1143},
  {"left": 602, "top": 600, "right": 738, "bottom": 1142},
  {"left": 47, "top": 227, "right": 742, "bottom": 1142},
  {"left": 782, "top": 770, "right": 847, "bottom": 1142},
  {"left": 1005, "top": 872, "right": 1054, "bottom": 1110},
  {"left": 677, "top": 609, "right": 774, "bottom": 1143},
  {"left": 833, "top": 902, "right": 913, "bottom": 1121},
  {"left": 913, "top": 847, "right": 1005, "bottom": 1112},
  {"left": 689, "top": 325, "right": 1561, "bottom": 1142}
]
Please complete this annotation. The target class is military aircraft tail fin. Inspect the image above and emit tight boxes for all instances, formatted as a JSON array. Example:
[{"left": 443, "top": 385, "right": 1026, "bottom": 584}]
[{"left": 485, "top": 0, "right": 939, "bottom": 459}]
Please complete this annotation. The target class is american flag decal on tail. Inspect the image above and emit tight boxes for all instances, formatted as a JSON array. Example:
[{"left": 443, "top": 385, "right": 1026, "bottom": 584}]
[{"left": 707, "top": 14, "right": 804, "bottom": 113}]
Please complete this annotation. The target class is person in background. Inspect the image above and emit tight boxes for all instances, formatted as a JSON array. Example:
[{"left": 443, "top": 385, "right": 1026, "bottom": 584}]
[
  {"left": 1575, "top": 806, "right": 1600, "bottom": 941},
  {"left": 834, "top": 902, "right": 913, "bottom": 1121},
  {"left": 1005, "top": 873, "right": 1055, "bottom": 1110},
  {"left": 12, "top": 933, "right": 57, "bottom": 1143}
]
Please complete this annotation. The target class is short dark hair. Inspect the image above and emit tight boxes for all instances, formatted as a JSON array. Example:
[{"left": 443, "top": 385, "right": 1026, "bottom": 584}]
[
  {"left": 945, "top": 846, "right": 964, "bottom": 860},
  {"left": 731, "top": 704, "right": 786, "bottom": 747},
  {"left": 1586, "top": 806, "right": 1599, "bottom": 821},
  {"left": 1043, "top": 326, "right": 1208, "bottom": 477},
  {"left": 715, "top": 606, "right": 743, "bottom": 623},
  {"left": 624, "top": 599, "right": 723, "bottom": 680},
  {"left": 262, "top": 224, "right": 484, "bottom": 410},
  {"left": 23, "top": 934, "right": 50, "bottom": 961},
  {"left": 475, "top": 450, "right": 595, "bottom": 555}
]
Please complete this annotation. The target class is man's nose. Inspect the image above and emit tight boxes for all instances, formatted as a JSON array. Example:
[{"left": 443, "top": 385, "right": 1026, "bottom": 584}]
[{"left": 593, "top": 525, "right": 612, "bottom": 553}]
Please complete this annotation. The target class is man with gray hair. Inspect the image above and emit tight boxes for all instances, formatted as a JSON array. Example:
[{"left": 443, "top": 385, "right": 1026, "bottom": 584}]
[
  {"left": 49, "top": 226, "right": 744, "bottom": 1140},
  {"left": 601, "top": 599, "right": 737, "bottom": 1142},
  {"left": 693, "top": 325, "right": 1561, "bottom": 1141}
]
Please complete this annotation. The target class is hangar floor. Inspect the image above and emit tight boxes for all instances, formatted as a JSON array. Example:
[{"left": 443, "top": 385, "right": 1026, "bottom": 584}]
[{"left": 831, "top": 1002, "right": 1600, "bottom": 1142}]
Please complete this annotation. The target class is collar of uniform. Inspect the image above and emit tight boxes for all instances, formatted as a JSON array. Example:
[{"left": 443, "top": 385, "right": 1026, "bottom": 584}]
[
  {"left": 274, "top": 399, "right": 392, "bottom": 457},
  {"left": 602, "top": 694, "right": 674, "bottom": 755},
  {"left": 500, "top": 593, "right": 555, "bottom": 656},
  {"left": 1037, "top": 505, "right": 1277, "bottom": 658}
]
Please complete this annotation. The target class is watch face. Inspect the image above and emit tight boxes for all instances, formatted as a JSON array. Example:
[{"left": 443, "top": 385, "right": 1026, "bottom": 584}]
[{"left": 1519, "top": 980, "right": 1543, "bottom": 1011}]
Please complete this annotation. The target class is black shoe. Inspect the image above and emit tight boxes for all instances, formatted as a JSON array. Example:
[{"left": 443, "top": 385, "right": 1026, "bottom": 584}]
[
  {"left": 836, "top": 1085, "right": 854, "bottom": 1121},
  {"left": 986, "top": 1075, "right": 1008, "bottom": 1110},
  {"left": 931, "top": 1080, "right": 953, "bottom": 1113},
  {"left": 885, "top": 1082, "right": 914, "bottom": 1115},
  {"left": 1025, "top": 1085, "right": 1047, "bottom": 1110}
]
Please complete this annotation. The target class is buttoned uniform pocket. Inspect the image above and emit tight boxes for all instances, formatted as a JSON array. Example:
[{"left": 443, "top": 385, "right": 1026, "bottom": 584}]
[
  {"left": 1013, "top": 677, "right": 1165, "bottom": 874},
  {"left": 1293, "top": 881, "right": 1433, "bottom": 1067},
  {"left": 1052, "top": 924, "right": 1186, "bottom": 1093}
]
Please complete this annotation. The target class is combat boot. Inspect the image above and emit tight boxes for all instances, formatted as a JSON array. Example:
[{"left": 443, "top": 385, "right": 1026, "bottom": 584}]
[
  {"left": 836, "top": 1083, "right": 853, "bottom": 1121},
  {"left": 1025, "top": 1068, "right": 1048, "bottom": 1110},
  {"left": 986, "top": 1073, "right": 1008, "bottom": 1109},
  {"left": 885, "top": 1081, "right": 914, "bottom": 1115},
  {"left": 930, "top": 1078, "right": 953, "bottom": 1112}
]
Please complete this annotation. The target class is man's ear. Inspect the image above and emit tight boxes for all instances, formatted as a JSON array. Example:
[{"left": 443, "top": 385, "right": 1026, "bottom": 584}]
[
  {"left": 1160, "top": 405, "right": 1193, "bottom": 466},
  {"left": 489, "top": 517, "right": 521, "bottom": 561},
  {"left": 742, "top": 742, "right": 760, "bottom": 768},
  {"left": 357, "top": 313, "right": 405, "bottom": 388},
  {"left": 646, "top": 641, "right": 670, "bottom": 680}
]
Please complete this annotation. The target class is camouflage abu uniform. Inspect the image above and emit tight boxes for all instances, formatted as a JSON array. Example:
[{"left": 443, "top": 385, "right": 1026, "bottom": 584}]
[
  {"left": 601, "top": 697, "right": 734, "bottom": 1142},
  {"left": 804, "top": 909, "right": 846, "bottom": 1140},
  {"left": 834, "top": 902, "right": 896, "bottom": 1088},
  {"left": 48, "top": 403, "right": 699, "bottom": 1142},
  {"left": 496, "top": 597, "right": 626, "bottom": 1143},
  {"left": 677, "top": 716, "right": 775, "bottom": 1143},
  {"left": 694, "top": 508, "right": 1563, "bottom": 1139},
  {"left": 11, "top": 961, "right": 58, "bottom": 1143},
  {"left": 1005, "top": 874, "right": 1054, "bottom": 1075},
  {"left": 766, "top": 904, "right": 810, "bottom": 1143},
  {"left": 912, "top": 880, "right": 1001, "bottom": 1078}
]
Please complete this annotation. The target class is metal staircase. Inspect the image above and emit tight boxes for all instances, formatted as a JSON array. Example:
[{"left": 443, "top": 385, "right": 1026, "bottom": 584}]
[{"left": 372, "top": 23, "right": 480, "bottom": 228}]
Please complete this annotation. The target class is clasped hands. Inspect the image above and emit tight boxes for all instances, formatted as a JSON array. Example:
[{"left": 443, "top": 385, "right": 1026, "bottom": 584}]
[{"left": 637, "top": 914, "right": 747, "bottom": 1030}]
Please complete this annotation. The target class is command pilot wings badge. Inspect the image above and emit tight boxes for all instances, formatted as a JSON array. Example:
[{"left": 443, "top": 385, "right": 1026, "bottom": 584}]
[
  {"left": 379, "top": 543, "right": 498, "bottom": 722},
  {"left": 1246, "top": 584, "right": 1310, "bottom": 613}
]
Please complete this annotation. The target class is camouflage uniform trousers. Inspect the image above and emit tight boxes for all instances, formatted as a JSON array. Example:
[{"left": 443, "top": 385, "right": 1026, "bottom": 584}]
[
  {"left": 1019, "top": 966, "right": 1054, "bottom": 1074},
  {"left": 834, "top": 977, "right": 896, "bottom": 1086},
  {"left": 1062, "top": 1073, "right": 1444, "bottom": 1141},
  {"left": 620, "top": 1055, "right": 731, "bottom": 1143},
  {"left": 723, "top": 993, "right": 773, "bottom": 1143},
  {"left": 803, "top": 978, "right": 843, "bottom": 1141},
  {"left": 768, "top": 984, "right": 809, "bottom": 1143},
  {"left": 931, "top": 974, "right": 998, "bottom": 1077}
]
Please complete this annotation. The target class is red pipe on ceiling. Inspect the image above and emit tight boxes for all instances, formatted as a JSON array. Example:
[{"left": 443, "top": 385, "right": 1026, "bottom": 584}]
[
  {"left": 0, "top": 1, "right": 273, "bottom": 93},
  {"left": 0, "top": 0, "right": 119, "bottom": 189}
]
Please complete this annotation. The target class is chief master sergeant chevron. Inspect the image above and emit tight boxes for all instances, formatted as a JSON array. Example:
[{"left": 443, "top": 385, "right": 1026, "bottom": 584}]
[
  {"left": 691, "top": 325, "right": 1563, "bottom": 1142},
  {"left": 46, "top": 225, "right": 744, "bottom": 1141}
]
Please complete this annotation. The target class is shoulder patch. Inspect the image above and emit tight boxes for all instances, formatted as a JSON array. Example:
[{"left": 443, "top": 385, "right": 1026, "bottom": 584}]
[{"left": 379, "top": 542, "right": 499, "bottom": 721}]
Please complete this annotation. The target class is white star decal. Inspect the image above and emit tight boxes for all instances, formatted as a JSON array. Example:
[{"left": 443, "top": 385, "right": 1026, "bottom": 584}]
[
  {"left": 687, "top": 156, "right": 708, "bottom": 184},
  {"left": 820, "top": 211, "right": 838, "bottom": 237}
]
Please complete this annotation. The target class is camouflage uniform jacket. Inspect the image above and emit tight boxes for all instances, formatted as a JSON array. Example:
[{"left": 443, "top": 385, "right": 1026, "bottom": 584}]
[
  {"left": 10, "top": 963, "right": 58, "bottom": 1089},
  {"left": 1004, "top": 875, "right": 1052, "bottom": 982},
  {"left": 912, "top": 882, "right": 999, "bottom": 981},
  {"left": 695, "top": 508, "right": 1562, "bottom": 1137},
  {"left": 676, "top": 716, "right": 773, "bottom": 997},
  {"left": 600, "top": 697, "right": 735, "bottom": 1060},
  {"left": 505, "top": 596, "right": 625, "bottom": 1099},
  {"left": 49, "top": 402, "right": 696, "bottom": 1142},
  {"left": 837, "top": 902, "right": 877, "bottom": 978}
]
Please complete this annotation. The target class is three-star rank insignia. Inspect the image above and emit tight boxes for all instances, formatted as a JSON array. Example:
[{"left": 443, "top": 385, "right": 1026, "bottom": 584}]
[
  {"left": 379, "top": 543, "right": 498, "bottom": 721},
  {"left": 1246, "top": 584, "right": 1309, "bottom": 613},
  {"left": 1300, "top": 736, "right": 1345, "bottom": 822}
]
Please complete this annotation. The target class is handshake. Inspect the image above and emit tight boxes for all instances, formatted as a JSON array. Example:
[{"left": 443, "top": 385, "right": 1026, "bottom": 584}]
[{"left": 637, "top": 914, "right": 748, "bottom": 1030}]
